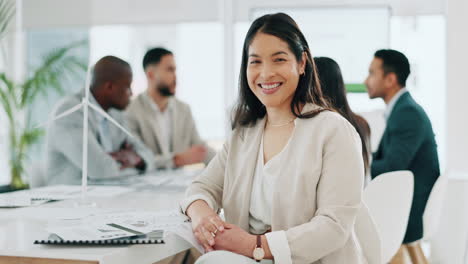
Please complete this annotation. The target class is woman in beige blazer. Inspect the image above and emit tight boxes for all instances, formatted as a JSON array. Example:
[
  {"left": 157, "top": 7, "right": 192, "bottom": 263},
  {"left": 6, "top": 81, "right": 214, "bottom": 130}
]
[{"left": 181, "top": 13, "right": 370, "bottom": 264}]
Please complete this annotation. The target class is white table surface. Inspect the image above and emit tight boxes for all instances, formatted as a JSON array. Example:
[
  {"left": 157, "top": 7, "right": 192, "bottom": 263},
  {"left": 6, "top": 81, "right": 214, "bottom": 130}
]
[{"left": 0, "top": 169, "right": 199, "bottom": 264}]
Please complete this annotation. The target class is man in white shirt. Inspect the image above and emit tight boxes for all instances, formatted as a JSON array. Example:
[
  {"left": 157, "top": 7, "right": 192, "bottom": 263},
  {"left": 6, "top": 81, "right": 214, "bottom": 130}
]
[
  {"left": 126, "top": 47, "right": 215, "bottom": 169},
  {"left": 46, "top": 56, "right": 154, "bottom": 185}
]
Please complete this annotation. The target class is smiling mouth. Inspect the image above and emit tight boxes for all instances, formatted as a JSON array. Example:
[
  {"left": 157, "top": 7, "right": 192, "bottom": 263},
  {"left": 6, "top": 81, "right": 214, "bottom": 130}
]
[{"left": 258, "top": 82, "right": 282, "bottom": 89}]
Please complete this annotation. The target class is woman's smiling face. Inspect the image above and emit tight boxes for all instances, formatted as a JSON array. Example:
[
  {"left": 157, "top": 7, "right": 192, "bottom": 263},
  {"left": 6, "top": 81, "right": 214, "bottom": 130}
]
[{"left": 246, "top": 32, "right": 305, "bottom": 109}]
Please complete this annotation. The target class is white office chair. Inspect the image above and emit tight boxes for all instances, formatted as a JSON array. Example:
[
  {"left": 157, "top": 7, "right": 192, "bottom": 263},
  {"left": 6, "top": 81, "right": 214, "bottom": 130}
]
[
  {"left": 423, "top": 175, "right": 447, "bottom": 240},
  {"left": 364, "top": 170, "right": 414, "bottom": 263},
  {"left": 355, "top": 202, "right": 382, "bottom": 264},
  {"left": 421, "top": 174, "right": 447, "bottom": 259}
]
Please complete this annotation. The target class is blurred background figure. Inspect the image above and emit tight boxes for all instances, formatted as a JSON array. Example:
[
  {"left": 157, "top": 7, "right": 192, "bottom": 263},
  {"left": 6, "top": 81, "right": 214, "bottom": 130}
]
[
  {"left": 126, "top": 47, "right": 216, "bottom": 170},
  {"left": 315, "top": 56, "right": 371, "bottom": 175},
  {"left": 46, "top": 56, "right": 154, "bottom": 185}
]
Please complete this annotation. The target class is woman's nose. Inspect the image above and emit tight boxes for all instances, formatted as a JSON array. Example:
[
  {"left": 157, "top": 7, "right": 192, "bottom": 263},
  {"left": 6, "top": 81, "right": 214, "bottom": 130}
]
[{"left": 259, "top": 63, "right": 275, "bottom": 79}]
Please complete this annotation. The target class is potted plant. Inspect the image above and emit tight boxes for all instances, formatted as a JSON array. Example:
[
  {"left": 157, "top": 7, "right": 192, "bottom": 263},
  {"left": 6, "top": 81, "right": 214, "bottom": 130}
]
[{"left": 0, "top": 0, "right": 86, "bottom": 191}]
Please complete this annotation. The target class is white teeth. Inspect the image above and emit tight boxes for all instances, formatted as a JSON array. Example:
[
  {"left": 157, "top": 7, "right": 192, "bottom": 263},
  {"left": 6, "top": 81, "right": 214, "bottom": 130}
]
[{"left": 260, "top": 83, "right": 281, "bottom": 89}]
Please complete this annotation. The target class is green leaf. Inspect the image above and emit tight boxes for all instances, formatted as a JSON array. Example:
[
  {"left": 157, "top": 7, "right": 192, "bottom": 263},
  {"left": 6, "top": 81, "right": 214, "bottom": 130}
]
[
  {"left": 0, "top": 73, "right": 15, "bottom": 122},
  {"left": 0, "top": 72, "right": 14, "bottom": 94},
  {"left": 0, "top": 88, "right": 13, "bottom": 122},
  {"left": 0, "top": 0, "right": 15, "bottom": 40},
  {"left": 20, "top": 127, "right": 44, "bottom": 147},
  {"left": 21, "top": 40, "right": 87, "bottom": 106}
]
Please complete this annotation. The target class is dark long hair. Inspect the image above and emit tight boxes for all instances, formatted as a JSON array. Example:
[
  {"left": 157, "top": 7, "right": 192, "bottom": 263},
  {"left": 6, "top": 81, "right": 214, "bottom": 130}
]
[
  {"left": 314, "top": 57, "right": 371, "bottom": 173},
  {"left": 232, "top": 13, "right": 329, "bottom": 129}
]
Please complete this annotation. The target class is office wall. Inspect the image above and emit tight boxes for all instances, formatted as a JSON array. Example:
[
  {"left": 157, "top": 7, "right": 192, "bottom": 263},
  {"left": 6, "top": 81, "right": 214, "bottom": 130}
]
[
  {"left": 446, "top": 0, "right": 468, "bottom": 175},
  {"left": 22, "top": 0, "right": 219, "bottom": 29},
  {"left": 22, "top": 0, "right": 445, "bottom": 29},
  {"left": 234, "top": 0, "right": 445, "bottom": 19}
]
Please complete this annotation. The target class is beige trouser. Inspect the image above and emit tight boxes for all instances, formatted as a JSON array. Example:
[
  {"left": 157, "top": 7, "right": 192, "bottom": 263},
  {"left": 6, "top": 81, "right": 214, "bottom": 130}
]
[
  {"left": 154, "top": 248, "right": 202, "bottom": 264},
  {"left": 195, "top": 250, "right": 273, "bottom": 264}
]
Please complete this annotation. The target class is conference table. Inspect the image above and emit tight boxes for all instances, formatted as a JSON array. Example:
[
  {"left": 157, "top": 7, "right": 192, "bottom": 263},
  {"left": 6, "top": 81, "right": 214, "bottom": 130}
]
[{"left": 0, "top": 169, "right": 200, "bottom": 264}]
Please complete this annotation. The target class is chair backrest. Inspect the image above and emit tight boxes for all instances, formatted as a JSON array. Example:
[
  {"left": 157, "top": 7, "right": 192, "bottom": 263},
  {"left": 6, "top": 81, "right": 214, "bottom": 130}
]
[
  {"left": 364, "top": 170, "right": 414, "bottom": 263},
  {"left": 355, "top": 202, "right": 382, "bottom": 264},
  {"left": 423, "top": 175, "right": 447, "bottom": 240}
]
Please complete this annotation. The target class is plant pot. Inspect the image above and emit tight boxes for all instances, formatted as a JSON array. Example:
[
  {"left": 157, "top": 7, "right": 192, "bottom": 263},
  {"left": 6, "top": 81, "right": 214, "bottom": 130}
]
[
  {"left": 10, "top": 167, "right": 29, "bottom": 190},
  {"left": 0, "top": 185, "right": 16, "bottom": 193}
]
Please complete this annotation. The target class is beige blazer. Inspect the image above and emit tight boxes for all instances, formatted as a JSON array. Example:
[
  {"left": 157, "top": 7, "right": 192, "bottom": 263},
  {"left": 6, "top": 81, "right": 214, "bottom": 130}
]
[
  {"left": 126, "top": 93, "right": 216, "bottom": 169},
  {"left": 181, "top": 104, "right": 370, "bottom": 264}
]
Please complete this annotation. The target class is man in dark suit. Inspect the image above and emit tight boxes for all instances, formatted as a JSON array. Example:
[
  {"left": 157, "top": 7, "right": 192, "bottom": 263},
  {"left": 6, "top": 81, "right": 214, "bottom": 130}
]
[{"left": 365, "top": 49, "right": 440, "bottom": 264}]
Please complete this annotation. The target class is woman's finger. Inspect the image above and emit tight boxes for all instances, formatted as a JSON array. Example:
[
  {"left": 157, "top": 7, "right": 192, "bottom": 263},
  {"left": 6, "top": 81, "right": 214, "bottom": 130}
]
[
  {"left": 205, "top": 221, "right": 220, "bottom": 236},
  {"left": 223, "top": 222, "right": 235, "bottom": 229},
  {"left": 203, "top": 243, "right": 213, "bottom": 253},
  {"left": 193, "top": 230, "right": 203, "bottom": 244},
  {"left": 201, "top": 226, "right": 215, "bottom": 246},
  {"left": 194, "top": 230, "right": 213, "bottom": 252},
  {"left": 210, "top": 216, "right": 225, "bottom": 232}
]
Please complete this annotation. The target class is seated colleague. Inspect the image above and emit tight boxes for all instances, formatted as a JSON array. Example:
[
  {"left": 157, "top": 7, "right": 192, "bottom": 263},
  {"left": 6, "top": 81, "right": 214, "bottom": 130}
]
[
  {"left": 314, "top": 57, "right": 371, "bottom": 174},
  {"left": 126, "top": 47, "right": 216, "bottom": 169},
  {"left": 365, "top": 49, "right": 440, "bottom": 263},
  {"left": 46, "top": 56, "right": 154, "bottom": 185},
  {"left": 180, "top": 13, "right": 371, "bottom": 264}
]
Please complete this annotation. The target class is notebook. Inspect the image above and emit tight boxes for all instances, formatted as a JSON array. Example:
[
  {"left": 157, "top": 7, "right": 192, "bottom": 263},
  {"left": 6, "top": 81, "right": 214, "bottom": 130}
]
[
  {"left": 0, "top": 185, "right": 133, "bottom": 207},
  {"left": 34, "top": 232, "right": 164, "bottom": 245},
  {"left": 0, "top": 195, "right": 51, "bottom": 207},
  {"left": 34, "top": 224, "right": 165, "bottom": 245}
]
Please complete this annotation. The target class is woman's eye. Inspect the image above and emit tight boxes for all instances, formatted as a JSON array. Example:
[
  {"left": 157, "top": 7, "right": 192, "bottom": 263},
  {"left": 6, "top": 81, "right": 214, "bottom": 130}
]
[
  {"left": 274, "top": 58, "right": 286, "bottom": 62},
  {"left": 250, "top": 60, "right": 260, "bottom": 64}
]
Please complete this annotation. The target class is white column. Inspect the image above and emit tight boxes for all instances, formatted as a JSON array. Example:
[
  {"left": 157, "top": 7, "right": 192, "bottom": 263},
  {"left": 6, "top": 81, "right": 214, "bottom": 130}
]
[
  {"left": 446, "top": 0, "right": 468, "bottom": 175},
  {"left": 220, "top": 0, "right": 235, "bottom": 135},
  {"left": 431, "top": 0, "right": 468, "bottom": 263}
]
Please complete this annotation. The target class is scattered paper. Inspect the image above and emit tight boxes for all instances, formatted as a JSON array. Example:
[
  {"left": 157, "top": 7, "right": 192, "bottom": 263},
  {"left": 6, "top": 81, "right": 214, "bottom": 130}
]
[
  {"left": 87, "top": 186, "right": 132, "bottom": 197},
  {"left": 107, "top": 211, "right": 189, "bottom": 234},
  {"left": 169, "top": 222, "right": 204, "bottom": 253},
  {"left": 12, "top": 185, "right": 84, "bottom": 200},
  {"left": 88, "top": 171, "right": 140, "bottom": 186},
  {"left": 46, "top": 224, "right": 138, "bottom": 241},
  {"left": 139, "top": 176, "right": 172, "bottom": 187},
  {"left": 0, "top": 195, "right": 31, "bottom": 207},
  {"left": 0, "top": 193, "right": 53, "bottom": 208},
  {"left": 44, "top": 210, "right": 185, "bottom": 242}
]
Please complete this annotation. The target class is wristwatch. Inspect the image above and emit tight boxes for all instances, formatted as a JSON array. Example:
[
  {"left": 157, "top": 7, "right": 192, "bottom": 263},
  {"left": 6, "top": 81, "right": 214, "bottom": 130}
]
[{"left": 252, "top": 235, "right": 265, "bottom": 262}]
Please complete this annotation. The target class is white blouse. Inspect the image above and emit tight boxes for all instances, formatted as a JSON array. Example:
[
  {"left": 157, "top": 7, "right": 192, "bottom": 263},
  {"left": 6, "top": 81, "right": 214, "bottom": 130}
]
[{"left": 248, "top": 123, "right": 296, "bottom": 264}]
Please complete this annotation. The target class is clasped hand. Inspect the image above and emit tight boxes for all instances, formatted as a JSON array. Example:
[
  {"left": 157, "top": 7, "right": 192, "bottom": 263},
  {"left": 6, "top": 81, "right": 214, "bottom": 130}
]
[
  {"left": 109, "top": 142, "right": 143, "bottom": 169},
  {"left": 192, "top": 214, "right": 255, "bottom": 257}
]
